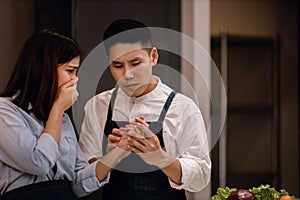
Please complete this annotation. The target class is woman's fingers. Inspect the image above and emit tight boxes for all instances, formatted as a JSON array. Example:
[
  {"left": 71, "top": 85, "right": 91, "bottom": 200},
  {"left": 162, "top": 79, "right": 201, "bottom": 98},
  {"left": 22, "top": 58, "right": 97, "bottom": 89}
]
[
  {"left": 55, "top": 78, "right": 79, "bottom": 111},
  {"left": 62, "top": 77, "right": 78, "bottom": 88}
]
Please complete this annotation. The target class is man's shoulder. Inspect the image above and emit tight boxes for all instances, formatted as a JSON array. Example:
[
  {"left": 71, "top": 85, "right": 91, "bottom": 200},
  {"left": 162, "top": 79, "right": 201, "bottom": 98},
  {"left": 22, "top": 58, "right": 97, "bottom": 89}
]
[
  {"left": 85, "top": 88, "right": 114, "bottom": 108},
  {"left": 94, "top": 88, "right": 114, "bottom": 98},
  {"left": 159, "top": 83, "right": 198, "bottom": 107},
  {"left": 172, "top": 92, "right": 201, "bottom": 112}
]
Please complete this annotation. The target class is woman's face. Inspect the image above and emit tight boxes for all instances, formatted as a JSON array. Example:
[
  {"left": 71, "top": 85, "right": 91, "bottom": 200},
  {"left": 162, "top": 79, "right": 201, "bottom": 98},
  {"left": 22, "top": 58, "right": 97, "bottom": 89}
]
[{"left": 57, "top": 56, "right": 80, "bottom": 87}]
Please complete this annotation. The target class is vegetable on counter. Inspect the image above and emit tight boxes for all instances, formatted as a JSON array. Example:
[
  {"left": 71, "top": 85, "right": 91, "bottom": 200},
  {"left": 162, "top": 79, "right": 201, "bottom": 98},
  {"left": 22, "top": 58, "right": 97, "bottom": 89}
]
[
  {"left": 227, "top": 189, "right": 257, "bottom": 200},
  {"left": 211, "top": 184, "right": 300, "bottom": 200},
  {"left": 280, "top": 195, "right": 294, "bottom": 200},
  {"left": 211, "top": 187, "right": 237, "bottom": 200}
]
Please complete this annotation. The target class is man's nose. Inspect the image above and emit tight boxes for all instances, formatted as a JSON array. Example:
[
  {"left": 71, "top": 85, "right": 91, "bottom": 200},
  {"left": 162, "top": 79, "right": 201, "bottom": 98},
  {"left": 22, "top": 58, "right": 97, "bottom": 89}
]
[{"left": 123, "top": 66, "right": 134, "bottom": 79}]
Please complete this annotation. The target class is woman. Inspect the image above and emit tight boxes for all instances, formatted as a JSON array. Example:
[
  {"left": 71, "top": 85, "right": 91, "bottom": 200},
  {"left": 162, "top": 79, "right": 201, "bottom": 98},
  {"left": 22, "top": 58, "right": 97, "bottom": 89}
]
[{"left": 0, "top": 29, "right": 129, "bottom": 200}]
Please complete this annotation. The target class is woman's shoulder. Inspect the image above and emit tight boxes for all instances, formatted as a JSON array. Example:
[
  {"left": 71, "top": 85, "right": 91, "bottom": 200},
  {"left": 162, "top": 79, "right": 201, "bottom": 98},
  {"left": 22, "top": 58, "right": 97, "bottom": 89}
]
[
  {"left": 0, "top": 97, "right": 28, "bottom": 122},
  {"left": 0, "top": 97, "right": 18, "bottom": 109}
]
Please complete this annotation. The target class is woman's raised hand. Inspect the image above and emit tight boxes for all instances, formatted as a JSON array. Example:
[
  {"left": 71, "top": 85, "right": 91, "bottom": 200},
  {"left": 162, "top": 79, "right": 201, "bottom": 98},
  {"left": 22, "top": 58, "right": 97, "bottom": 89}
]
[{"left": 54, "top": 77, "right": 79, "bottom": 112}]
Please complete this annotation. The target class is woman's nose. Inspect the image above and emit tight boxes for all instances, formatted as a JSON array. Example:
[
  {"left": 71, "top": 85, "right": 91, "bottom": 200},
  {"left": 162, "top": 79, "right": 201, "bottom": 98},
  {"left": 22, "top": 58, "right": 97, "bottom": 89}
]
[{"left": 71, "top": 72, "right": 77, "bottom": 79}]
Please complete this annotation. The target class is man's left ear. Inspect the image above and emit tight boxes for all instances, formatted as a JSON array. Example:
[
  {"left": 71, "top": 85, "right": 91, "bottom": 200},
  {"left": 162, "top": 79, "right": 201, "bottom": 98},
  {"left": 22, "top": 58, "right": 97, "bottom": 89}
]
[{"left": 150, "top": 47, "right": 159, "bottom": 65}]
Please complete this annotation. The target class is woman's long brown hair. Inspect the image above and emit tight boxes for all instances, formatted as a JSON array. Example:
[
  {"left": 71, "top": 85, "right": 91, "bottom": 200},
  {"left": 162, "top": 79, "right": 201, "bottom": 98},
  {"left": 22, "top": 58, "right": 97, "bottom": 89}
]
[{"left": 0, "top": 29, "right": 81, "bottom": 121}]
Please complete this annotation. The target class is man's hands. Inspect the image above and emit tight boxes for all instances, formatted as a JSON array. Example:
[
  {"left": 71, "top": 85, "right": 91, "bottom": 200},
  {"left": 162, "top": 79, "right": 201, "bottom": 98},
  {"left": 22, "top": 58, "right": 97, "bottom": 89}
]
[
  {"left": 105, "top": 116, "right": 182, "bottom": 185},
  {"left": 107, "top": 117, "right": 176, "bottom": 169},
  {"left": 107, "top": 128, "right": 130, "bottom": 152},
  {"left": 125, "top": 117, "right": 160, "bottom": 153}
]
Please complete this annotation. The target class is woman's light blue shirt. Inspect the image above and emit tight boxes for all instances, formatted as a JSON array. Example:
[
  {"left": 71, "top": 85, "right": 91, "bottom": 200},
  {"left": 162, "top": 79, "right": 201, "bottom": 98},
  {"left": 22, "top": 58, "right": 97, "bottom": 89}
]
[{"left": 0, "top": 97, "right": 108, "bottom": 197}]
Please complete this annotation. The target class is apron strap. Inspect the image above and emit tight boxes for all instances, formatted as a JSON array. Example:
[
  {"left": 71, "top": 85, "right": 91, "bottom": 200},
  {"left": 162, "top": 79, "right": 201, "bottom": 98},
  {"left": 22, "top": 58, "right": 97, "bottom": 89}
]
[
  {"left": 105, "top": 86, "right": 119, "bottom": 122},
  {"left": 107, "top": 87, "right": 177, "bottom": 123},
  {"left": 157, "top": 91, "right": 177, "bottom": 123}
]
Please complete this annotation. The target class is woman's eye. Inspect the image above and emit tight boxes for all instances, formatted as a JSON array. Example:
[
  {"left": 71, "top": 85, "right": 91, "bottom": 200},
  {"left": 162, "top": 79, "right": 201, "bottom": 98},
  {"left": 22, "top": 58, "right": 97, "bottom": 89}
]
[{"left": 67, "top": 69, "right": 78, "bottom": 74}]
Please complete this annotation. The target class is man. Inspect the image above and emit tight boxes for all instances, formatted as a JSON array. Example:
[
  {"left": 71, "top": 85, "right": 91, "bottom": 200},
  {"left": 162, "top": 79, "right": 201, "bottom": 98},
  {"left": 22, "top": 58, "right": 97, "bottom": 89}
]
[{"left": 79, "top": 19, "right": 211, "bottom": 200}]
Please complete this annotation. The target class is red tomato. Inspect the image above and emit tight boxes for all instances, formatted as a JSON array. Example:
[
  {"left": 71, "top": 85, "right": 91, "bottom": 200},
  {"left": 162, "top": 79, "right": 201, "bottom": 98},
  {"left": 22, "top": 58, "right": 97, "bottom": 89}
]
[{"left": 280, "top": 195, "right": 293, "bottom": 200}]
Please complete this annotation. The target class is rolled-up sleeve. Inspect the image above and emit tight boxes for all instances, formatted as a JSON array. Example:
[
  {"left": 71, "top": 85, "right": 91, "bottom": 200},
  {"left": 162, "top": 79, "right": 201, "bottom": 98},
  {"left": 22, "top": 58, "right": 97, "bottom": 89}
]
[
  {"left": 166, "top": 95, "right": 211, "bottom": 192},
  {"left": 169, "top": 155, "right": 211, "bottom": 192}
]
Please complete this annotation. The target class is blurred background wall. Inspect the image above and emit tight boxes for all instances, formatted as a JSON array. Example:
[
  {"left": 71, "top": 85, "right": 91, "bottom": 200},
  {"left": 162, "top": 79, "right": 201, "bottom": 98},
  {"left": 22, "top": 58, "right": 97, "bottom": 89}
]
[
  {"left": 0, "top": 0, "right": 298, "bottom": 199},
  {"left": 0, "top": 0, "right": 34, "bottom": 89},
  {"left": 211, "top": 0, "right": 299, "bottom": 195}
]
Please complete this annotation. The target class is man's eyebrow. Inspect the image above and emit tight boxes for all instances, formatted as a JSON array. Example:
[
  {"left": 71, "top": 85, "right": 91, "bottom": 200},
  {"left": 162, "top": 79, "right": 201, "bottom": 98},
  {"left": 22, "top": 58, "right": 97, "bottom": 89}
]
[
  {"left": 110, "top": 56, "right": 143, "bottom": 64},
  {"left": 129, "top": 56, "right": 143, "bottom": 62}
]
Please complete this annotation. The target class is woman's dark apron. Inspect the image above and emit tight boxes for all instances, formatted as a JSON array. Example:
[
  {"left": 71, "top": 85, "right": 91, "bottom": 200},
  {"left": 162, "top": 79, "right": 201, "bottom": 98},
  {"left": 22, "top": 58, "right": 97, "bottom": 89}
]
[
  {"left": 101, "top": 88, "right": 186, "bottom": 200},
  {"left": 1, "top": 179, "right": 77, "bottom": 200}
]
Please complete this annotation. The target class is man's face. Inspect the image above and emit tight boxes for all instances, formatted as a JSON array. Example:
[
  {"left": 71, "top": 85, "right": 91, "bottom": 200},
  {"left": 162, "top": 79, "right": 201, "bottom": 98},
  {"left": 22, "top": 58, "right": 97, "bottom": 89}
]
[{"left": 109, "top": 42, "right": 158, "bottom": 97}]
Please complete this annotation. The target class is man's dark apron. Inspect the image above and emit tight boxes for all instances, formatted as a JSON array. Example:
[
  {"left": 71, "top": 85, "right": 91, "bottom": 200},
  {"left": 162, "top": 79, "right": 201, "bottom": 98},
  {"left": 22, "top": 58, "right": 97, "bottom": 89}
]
[
  {"left": 101, "top": 88, "right": 186, "bottom": 200},
  {"left": 0, "top": 179, "right": 76, "bottom": 200}
]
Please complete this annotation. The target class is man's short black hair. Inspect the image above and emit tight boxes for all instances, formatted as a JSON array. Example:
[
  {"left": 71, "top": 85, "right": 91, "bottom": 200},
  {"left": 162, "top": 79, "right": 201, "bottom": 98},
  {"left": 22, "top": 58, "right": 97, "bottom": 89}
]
[{"left": 103, "top": 19, "right": 153, "bottom": 55}]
